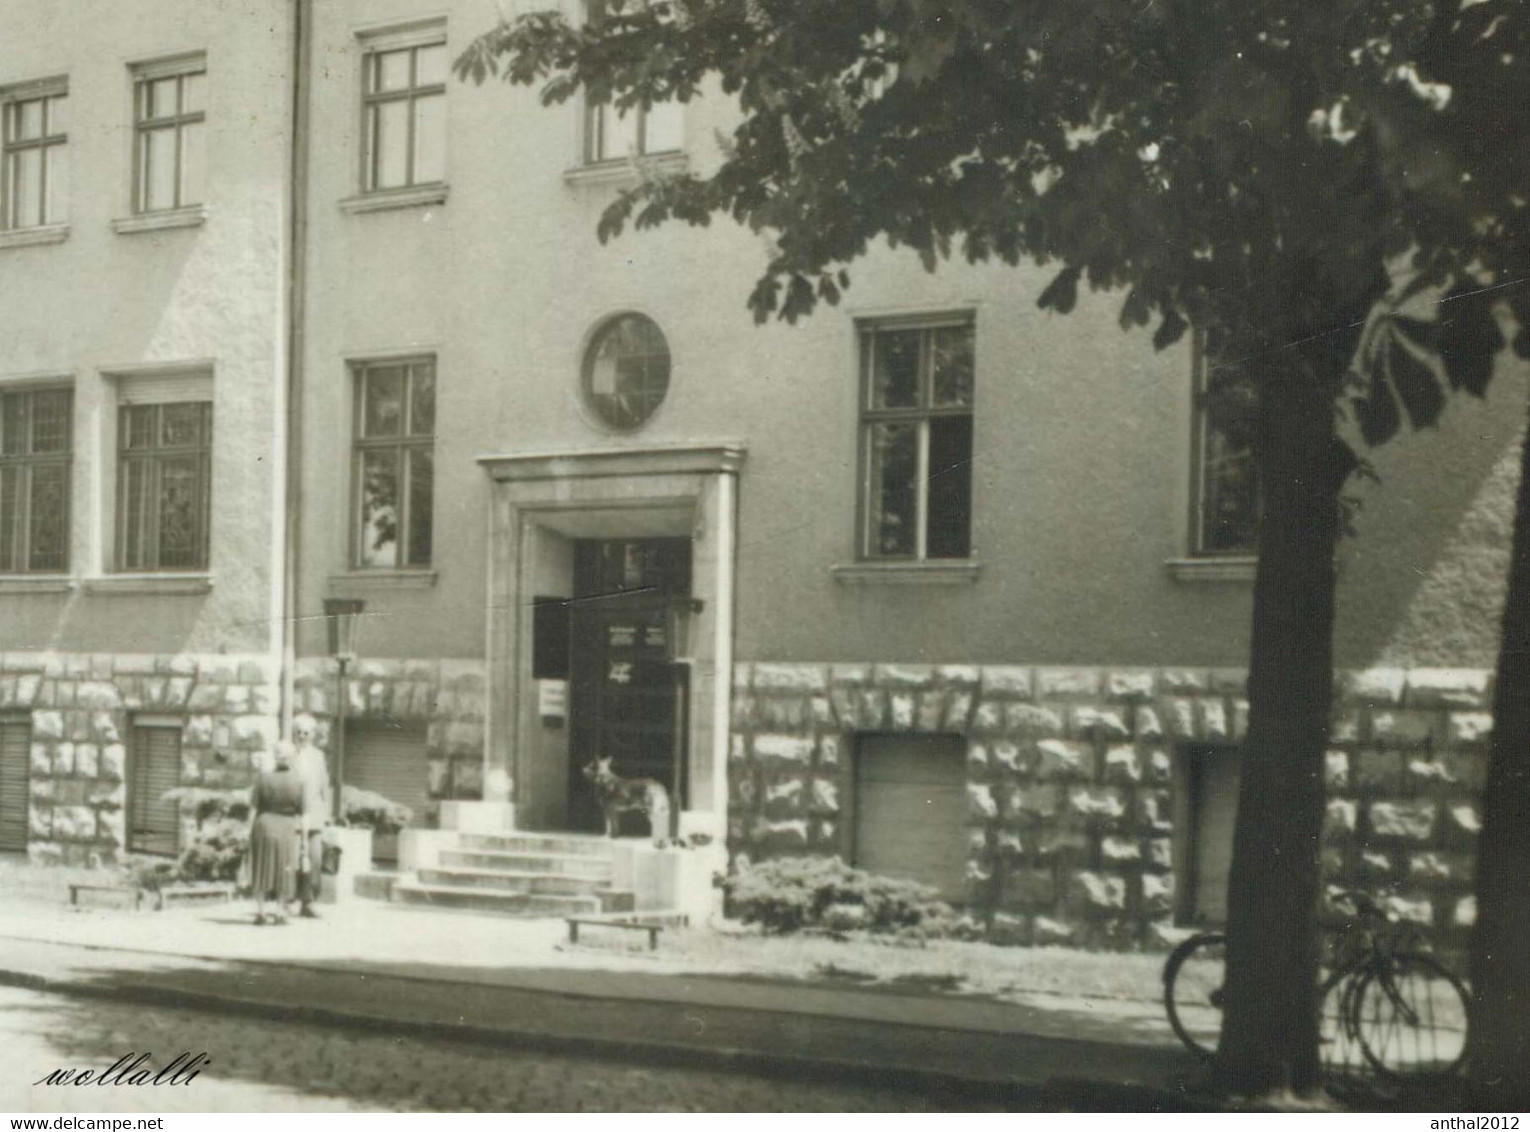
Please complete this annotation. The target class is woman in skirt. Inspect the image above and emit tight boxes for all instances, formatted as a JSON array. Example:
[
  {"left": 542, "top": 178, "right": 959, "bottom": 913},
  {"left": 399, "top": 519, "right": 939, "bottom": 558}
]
[{"left": 248, "top": 741, "right": 304, "bottom": 925}]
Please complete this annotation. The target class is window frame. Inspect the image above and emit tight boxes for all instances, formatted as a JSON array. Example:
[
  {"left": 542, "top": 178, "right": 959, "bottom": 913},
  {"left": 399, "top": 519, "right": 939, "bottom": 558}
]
[
  {"left": 0, "top": 384, "right": 73, "bottom": 574},
  {"left": 582, "top": 97, "right": 682, "bottom": 165},
  {"left": 130, "top": 55, "right": 206, "bottom": 215},
  {"left": 1, "top": 78, "right": 68, "bottom": 231},
  {"left": 350, "top": 356, "right": 436, "bottom": 571},
  {"left": 856, "top": 315, "right": 976, "bottom": 563},
  {"left": 115, "top": 400, "right": 213, "bottom": 573},
  {"left": 1188, "top": 333, "right": 1259, "bottom": 558},
  {"left": 358, "top": 29, "right": 447, "bottom": 195}
]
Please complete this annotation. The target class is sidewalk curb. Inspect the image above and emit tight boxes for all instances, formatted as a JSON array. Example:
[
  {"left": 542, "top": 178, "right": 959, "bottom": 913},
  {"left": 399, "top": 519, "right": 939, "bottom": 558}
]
[{"left": 0, "top": 963, "right": 1199, "bottom": 1110}]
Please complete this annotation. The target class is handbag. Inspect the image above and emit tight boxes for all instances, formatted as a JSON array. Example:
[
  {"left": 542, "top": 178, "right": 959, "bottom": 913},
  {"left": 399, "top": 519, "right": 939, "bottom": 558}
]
[{"left": 321, "top": 841, "right": 343, "bottom": 876}]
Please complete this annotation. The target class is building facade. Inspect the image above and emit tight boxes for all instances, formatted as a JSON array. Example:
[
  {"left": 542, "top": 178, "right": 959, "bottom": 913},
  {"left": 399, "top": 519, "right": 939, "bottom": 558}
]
[{"left": 3, "top": 0, "right": 1523, "bottom": 946}]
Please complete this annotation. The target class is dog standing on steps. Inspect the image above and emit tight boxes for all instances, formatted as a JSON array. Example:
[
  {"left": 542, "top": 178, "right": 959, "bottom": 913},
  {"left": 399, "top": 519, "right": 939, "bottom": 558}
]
[{"left": 582, "top": 757, "right": 671, "bottom": 844}]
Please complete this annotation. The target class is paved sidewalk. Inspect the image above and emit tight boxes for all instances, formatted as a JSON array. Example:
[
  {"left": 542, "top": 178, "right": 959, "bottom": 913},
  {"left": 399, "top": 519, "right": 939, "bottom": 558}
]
[{"left": 0, "top": 897, "right": 1201, "bottom": 1109}]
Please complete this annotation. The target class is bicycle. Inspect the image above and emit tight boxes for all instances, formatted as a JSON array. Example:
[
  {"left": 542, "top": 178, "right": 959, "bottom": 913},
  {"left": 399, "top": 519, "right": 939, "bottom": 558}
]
[{"left": 1162, "top": 889, "right": 1469, "bottom": 1080}]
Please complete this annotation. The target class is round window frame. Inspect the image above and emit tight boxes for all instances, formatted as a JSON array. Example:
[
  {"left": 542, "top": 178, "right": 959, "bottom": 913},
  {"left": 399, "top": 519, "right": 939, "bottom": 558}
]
[{"left": 579, "top": 311, "right": 673, "bottom": 433}]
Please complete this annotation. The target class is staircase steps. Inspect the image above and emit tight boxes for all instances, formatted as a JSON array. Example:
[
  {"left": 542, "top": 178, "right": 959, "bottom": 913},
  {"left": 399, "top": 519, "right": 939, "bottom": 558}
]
[
  {"left": 392, "top": 881, "right": 635, "bottom": 916},
  {"left": 437, "top": 849, "right": 613, "bottom": 879}
]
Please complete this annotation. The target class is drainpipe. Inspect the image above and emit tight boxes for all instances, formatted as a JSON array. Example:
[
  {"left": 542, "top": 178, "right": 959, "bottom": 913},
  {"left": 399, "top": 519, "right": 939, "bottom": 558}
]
[{"left": 280, "top": 0, "right": 314, "bottom": 737}]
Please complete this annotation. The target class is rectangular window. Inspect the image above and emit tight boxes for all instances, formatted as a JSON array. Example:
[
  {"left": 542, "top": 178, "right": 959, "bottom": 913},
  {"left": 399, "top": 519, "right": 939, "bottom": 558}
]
[
  {"left": 2, "top": 81, "right": 68, "bottom": 230},
  {"left": 117, "top": 400, "right": 212, "bottom": 571},
  {"left": 859, "top": 320, "right": 975, "bottom": 560},
  {"left": 585, "top": 98, "right": 682, "bottom": 163},
  {"left": 1192, "top": 345, "right": 1258, "bottom": 556},
  {"left": 353, "top": 358, "right": 434, "bottom": 568},
  {"left": 361, "top": 35, "right": 447, "bottom": 193},
  {"left": 132, "top": 56, "right": 206, "bottom": 213},
  {"left": 0, "top": 386, "right": 71, "bottom": 573}
]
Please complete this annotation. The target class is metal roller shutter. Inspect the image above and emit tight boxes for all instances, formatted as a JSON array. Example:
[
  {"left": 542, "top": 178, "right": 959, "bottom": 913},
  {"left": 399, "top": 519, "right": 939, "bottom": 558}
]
[
  {"left": 1192, "top": 746, "right": 1240, "bottom": 925},
  {"left": 128, "top": 725, "right": 181, "bottom": 856},
  {"left": 346, "top": 722, "right": 430, "bottom": 831},
  {"left": 853, "top": 733, "right": 968, "bottom": 901},
  {"left": 0, "top": 719, "right": 30, "bottom": 852}
]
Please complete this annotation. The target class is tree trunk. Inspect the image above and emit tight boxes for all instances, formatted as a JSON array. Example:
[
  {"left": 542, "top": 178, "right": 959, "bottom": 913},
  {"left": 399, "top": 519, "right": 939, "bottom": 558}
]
[
  {"left": 1214, "top": 365, "right": 1342, "bottom": 1096},
  {"left": 1467, "top": 406, "right": 1530, "bottom": 1110}
]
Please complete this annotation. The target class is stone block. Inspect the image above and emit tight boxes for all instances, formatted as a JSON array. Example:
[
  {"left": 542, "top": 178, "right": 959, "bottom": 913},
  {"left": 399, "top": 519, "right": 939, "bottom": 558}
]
[
  {"left": 1406, "top": 668, "right": 1490, "bottom": 710},
  {"left": 1011, "top": 784, "right": 1061, "bottom": 819},
  {"left": 74, "top": 743, "right": 98, "bottom": 778},
  {"left": 817, "top": 734, "right": 841, "bottom": 767},
  {"left": 76, "top": 681, "right": 121, "bottom": 710},
  {"left": 1163, "top": 698, "right": 1197, "bottom": 739},
  {"left": 452, "top": 758, "right": 484, "bottom": 798},
  {"left": 1035, "top": 667, "right": 1101, "bottom": 698},
  {"left": 1148, "top": 838, "right": 1174, "bottom": 870},
  {"left": 182, "top": 715, "right": 214, "bottom": 748},
  {"left": 1031, "top": 916, "right": 1077, "bottom": 946},
  {"left": 1101, "top": 836, "right": 1141, "bottom": 862},
  {"left": 1359, "top": 850, "right": 1394, "bottom": 878},
  {"left": 1071, "top": 871, "right": 1127, "bottom": 910},
  {"left": 828, "top": 663, "right": 871, "bottom": 685},
  {"left": 872, "top": 664, "right": 932, "bottom": 690},
  {"left": 164, "top": 677, "right": 193, "bottom": 710},
  {"left": 980, "top": 666, "right": 1033, "bottom": 699},
  {"left": 1454, "top": 895, "right": 1476, "bottom": 928},
  {"left": 937, "top": 665, "right": 980, "bottom": 685},
  {"left": 29, "top": 777, "right": 54, "bottom": 802},
  {"left": 988, "top": 912, "right": 1031, "bottom": 946},
  {"left": 752, "top": 663, "right": 829, "bottom": 692},
  {"left": 1324, "top": 750, "right": 1350, "bottom": 790},
  {"left": 196, "top": 657, "right": 239, "bottom": 683},
  {"left": 100, "top": 745, "right": 125, "bottom": 782},
  {"left": 32, "top": 711, "right": 63, "bottom": 740},
  {"left": 1355, "top": 750, "right": 1404, "bottom": 791},
  {"left": 942, "top": 690, "right": 974, "bottom": 732},
  {"left": 89, "top": 654, "right": 114, "bottom": 681},
  {"left": 90, "top": 712, "right": 120, "bottom": 744},
  {"left": 1147, "top": 748, "right": 1172, "bottom": 784},
  {"left": 888, "top": 692, "right": 916, "bottom": 730},
  {"left": 87, "top": 781, "right": 125, "bottom": 808},
  {"left": 1409, "top": 851, "right": 1471, "bottom": 883},
  {"left": 15, "top": 674, "right": 41, "bottom": 707},
  {"left": 1133, "top": 706, "right": 1165, "bottom": 740},
  {"left": 344, "top": 679, "right": 366, "bottom": 716},
  {"left": 1325, "top": 798, "right": 1358, "bottom": 837},
  {"left": 916, "top": 690, "right": 946, "bottom": 732},
  {"left": 1345, "top": 668, "right": 1407, "bottom": 707},
  {"left": 222, "top": 685, "right": 251, "bottom": 714},
  {"left": 1070, "top": 705, "right": 1131, "bottom": 740},
  {"left": 1198, "top": 699, "right": 1229, "bottom": 741},
  {"left": 1369, "top": 710, "right": 1438, "bottom": 746},
  {"left": 809, "top": 778, "right": 838, "bottom": 814},
  {"left": 1448, "top": 803, "right": 1481, "bottom": 834},
  {"left": 1105, "top": 670, "right": 1155, "bottom": 701},
  {"left": 854, "top": 688, "right": 888, "bottom": 730},
  {"left": 1447, "top": 713, "right": 1493, "bottom": 745},
  {"left": 1368, "top": 801, "right": 1436, "bottom": 841},
  {"left": 28, "top": 807, "right": 52, "bottom": 840},
  {"left": 729, "top": 733, "right": 748, "bottom": 763},
  {"left": 1141, "top": 872, "right": 1175, "bottom": 915},
  {"left": 970, "top": 700, "right": 1004, "bottom": 733},
  {"left": 761, "top": 778, "right": 805, "bottom": 819},
  {"left": 1003, "top": 868, "right": 1056, "bottom": 907},
  {"left": 67, "top": 711, "right": 92, "bottom": 742},
  {"left": 115, "top": 678, "right": 145, "bottom": 710},
  {"left": 53, "top": 804, "right": 95, "bottom": 840},
  {"left": 967, "top": 783, "right": 998, "bottom": 821},
  {"left": 758, "top": 697, "right": 806, "bottom": 730},
  {"left": 1231, "top": 700, "right": 1249, "bottom": 740},
  {"left": 1036, "top": 740, "right": 1092, "bottom": 780},
  {"left": 1384, "top": 894, "right": 1434, "bottom": 925},
  {"left": 1207, "top": 668, "right": 1249, "bottom": 695},
  {"left": 729, "top": 772, "right": 758, "bottom": 806},
  {"left": 1140, "top": 791, "right": 1173, "bottom": 832},
  {"left": 1331, "top": 711, "right": 1364, "bottom": 743},
  {"left": 994, "top": 830, "right": 1024, "bottom": 860},
  {"left": 809, "top": 818, "right": 838, "bottom": 848},
  {"left": 1102, "top": 745, "right": 1141, "bottom": 785},
  {"left": 1159, "top": 670, "right": 1207, "bottom": 694},
  {"left": 1038, "top": 828, "right": 1090, "bottom": 857},
  {"left": 756, "top": 819, "right": 809, "bottom": 854},
  {"left": 1068, "top": 787, "right": 1126, "bottom": 821},
  {"left": 233, "top": 715, "right": 278, "bottom": 751},
  {"left": 50, "top": 742, "right": 74, "bottom": 776},
  {"left": 187, "top": 685, "right": 225, "bottom": 713},
  {"left": 753, "top": 734, "right": 814, "bottom": 765},
  {"left": 364, "top": 680, "right": 389, "bottom": 714},
  {"left": 180, "top": 750, "right": 201, "bottom": 783},
  {"left": 1005, "top": 703, "right": 1065, "bottom": 738}
]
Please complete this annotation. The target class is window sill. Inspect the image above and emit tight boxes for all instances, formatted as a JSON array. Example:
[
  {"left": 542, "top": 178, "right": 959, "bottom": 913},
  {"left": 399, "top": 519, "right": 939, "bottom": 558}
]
[
  {"left": 0, "top": 224, "right": 69, "bottom": 250},
  {"left": 82, "top": 574, "right": 214, "bottom": 595},
  {"left": 328, "top": 570, "right": 438, "bottom": 590},
  {"left": 1165, "top": 556, "right": 1257, "bottom": 583},
  {"left": 111, "top": 207, "right": 208, "bottom": 235},
  {"left": 340, "top": 184, "right": 449, "bottom": 214},
  {"left": 830, "top": 561, "right": 982, "bottom": 586},
  {"left": 563, "top": 152, "right": 688, "bottom": 187},
  {"left": 0, "top": 576, "right": 76, "bottom": 595}
]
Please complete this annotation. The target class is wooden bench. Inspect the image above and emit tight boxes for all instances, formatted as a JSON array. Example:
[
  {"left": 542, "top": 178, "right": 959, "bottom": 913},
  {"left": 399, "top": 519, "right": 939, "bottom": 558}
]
[
  {"left": 68, "top": 883, "right": 142, "bottom": 910},
  {"left": 565, "top": 917, "right": 664, "bottom": 950}
]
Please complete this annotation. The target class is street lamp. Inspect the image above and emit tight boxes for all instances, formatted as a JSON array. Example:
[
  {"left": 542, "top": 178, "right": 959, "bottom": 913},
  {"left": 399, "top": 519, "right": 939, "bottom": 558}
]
[{"left": 323, "top": 598, "right": 365, "bottom": 823}]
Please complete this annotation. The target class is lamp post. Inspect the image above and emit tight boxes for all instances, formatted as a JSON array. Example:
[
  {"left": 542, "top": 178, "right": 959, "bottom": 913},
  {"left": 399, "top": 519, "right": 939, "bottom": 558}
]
[{"left": 323, "top": 598, "right": 365, "bottom": 824}]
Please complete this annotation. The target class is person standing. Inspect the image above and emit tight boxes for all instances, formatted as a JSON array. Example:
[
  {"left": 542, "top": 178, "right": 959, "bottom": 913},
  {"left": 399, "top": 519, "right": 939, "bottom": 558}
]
[
  {"left": 291, "top": 713, "right": 331, "bottom": 919},
  {"left": 248, "top": 742, "right": 303, "bottom": 925}
]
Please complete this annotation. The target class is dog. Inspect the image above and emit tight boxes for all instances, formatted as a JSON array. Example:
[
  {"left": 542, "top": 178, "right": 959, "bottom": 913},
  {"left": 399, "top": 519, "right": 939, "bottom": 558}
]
[{"left": 582, "top": 757, "right": 671, "bottom": 843}]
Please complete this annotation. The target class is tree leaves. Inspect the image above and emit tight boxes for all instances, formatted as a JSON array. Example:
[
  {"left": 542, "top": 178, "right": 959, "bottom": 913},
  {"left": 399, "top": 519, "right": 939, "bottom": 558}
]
[
  {"left": 1036, "top": 266, "right": 1080, "bottom": 314},
  {"left": 1437, "top": 284, "right": 1505, "bottom": 398}
]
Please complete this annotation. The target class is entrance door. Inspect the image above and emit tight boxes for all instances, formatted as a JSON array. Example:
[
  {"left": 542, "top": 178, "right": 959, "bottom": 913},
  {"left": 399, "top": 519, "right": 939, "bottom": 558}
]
[{"left": 567, "top": 538, "right": 690, "bottom": 833}]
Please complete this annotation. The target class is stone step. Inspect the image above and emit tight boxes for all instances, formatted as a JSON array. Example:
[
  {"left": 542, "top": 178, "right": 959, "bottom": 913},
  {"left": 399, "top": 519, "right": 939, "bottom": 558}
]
[
  {"left": 456, "top": 832, "right": 619, "bottom": 857},
  {"left": 392, "top": 881, "right": 634, "bottom": 917},
  {"left": 415, "top": 867, "right": 609, "bottom": 896},
  {"left": 437, "top": 849, "right": 614, "bottom": 878}
]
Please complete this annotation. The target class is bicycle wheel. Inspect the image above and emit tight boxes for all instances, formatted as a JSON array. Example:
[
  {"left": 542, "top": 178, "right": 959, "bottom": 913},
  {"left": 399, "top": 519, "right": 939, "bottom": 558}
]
[
  {"left": 1350, "top": 952, "right": 1469, "bottom": 1079},
  {"left": 1164, "top": 932, "right": 1226, "bottom": 1059}
]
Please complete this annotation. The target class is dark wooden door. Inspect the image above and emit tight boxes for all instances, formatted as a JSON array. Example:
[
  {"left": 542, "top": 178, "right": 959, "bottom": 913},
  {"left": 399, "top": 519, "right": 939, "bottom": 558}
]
[
  {"left": 0, "top": 718, "right": 29, "bottom": 852},
  {"left": 128, "top": 724, "right": 181, "bottom": 856},
  {"left": 567, "top": 538, "right": 690, "bottom": 833}
]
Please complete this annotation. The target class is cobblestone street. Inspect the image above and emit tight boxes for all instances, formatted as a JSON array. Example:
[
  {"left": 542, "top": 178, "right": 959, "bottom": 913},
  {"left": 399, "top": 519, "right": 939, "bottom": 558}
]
[{"left": 0, "top": 986, "right": 1006, "bottom": 1113}]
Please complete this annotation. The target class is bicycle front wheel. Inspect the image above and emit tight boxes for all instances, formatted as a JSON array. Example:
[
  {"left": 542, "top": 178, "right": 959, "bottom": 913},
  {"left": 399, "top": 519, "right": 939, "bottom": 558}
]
[
  {"left": 1164, "top": 932, "right": 1227, "bottom": 1059},
  {"left": 1350, "top": 952, "right": 1469, "bottom": 1079}
]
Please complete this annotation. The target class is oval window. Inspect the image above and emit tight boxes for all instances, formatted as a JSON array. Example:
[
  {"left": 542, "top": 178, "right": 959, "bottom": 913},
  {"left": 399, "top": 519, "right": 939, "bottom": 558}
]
[{"left": 582, "top": 313, "right": 671, "bottom": 430}]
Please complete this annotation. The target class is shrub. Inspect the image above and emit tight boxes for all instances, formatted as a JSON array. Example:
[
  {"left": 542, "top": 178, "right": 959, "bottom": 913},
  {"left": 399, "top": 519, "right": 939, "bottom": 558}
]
[
  {"left": 722, "top": 855, "right": 958, "bottom": 937},
  {"left": 163, "top": 787, "right": 251, "bottom": 885},
  {"left": 341, "top": 785, "right": 413, "bottom": 833}
]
